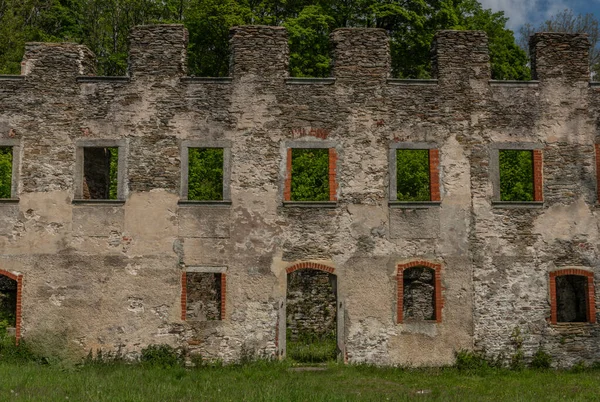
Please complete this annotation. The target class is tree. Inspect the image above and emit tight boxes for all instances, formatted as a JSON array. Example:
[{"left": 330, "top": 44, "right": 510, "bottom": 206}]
[
  {"left": 0, "top": 147, "right": 12, "bottom": 198},
  {"left": 291, "top": 148, "right": 329, "bottom": 201},
  {"left": 519, "top": 9, "right": 599, "bottom": 79}
]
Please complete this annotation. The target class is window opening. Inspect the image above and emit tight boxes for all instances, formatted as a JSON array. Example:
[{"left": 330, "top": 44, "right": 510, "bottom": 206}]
[
  {"left": 556, "top": 275, "right": 588, "bottom": 323},
  {"left": 0, "top": 275, "right": 17, "bottom": 337},
  {"left": 185, "top": 272, "right": 224, "bottom": 321},
  {"left": 286, "top": 269, "right": 337, "bottom": 363},
  {"left": 396, "top": 149, "right": 430, "bottom": 201},
  {"left": 0, "top": 147, "right": 12, "bottom": 199},
  {"left": 499, "top": 149, "right": 534, "bottom": 201},
  {"left": 188, "top": 148, "right": 224, "bottom": 201},
  {"left": 291, "top": 148, "right": 329, "bottom": 201},
  {"left": 402, "top": 266, "right": 435, "bottom": 320},
  {"left": 83, "top": 147, "right": 118, "bottom": 200}
]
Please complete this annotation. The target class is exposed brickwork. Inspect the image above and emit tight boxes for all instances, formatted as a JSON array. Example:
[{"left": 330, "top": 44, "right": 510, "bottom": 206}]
[
  {"left": 286, "top": 262, "right": 335, "bottom": 275},
  {"left": 397, "top": 261, "right": 442, "bottom": 324},
  {"left": 533, "top": 149, "right": 543, "bottom": 202},
  {"left": 429, "top": 149, "right": 441, "bottom": 201},
  {"left": 549, "top": 269, "right": 596, "bottom": 324},
  {"left": 284, "top": 148, "right": 292, "bottom": 201},
  {"left": 596, "top": 144, "right": 600, "bottom": 203},
  {"left": 328, "top": 148, "right": 338, "bottom": 201},
  {"left": 180, "top": 272, "right": 187, "bottom": 321}
]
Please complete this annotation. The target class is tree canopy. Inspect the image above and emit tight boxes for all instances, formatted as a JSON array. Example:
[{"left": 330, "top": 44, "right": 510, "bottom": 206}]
[{"left": 0, "top": 0, "right": 528, "bottom": 79}]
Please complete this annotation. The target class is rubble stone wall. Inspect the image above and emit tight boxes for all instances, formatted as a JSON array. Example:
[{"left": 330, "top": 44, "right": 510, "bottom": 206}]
[{"left": 0, "top": 24, "right": 598, "bottom": 367}]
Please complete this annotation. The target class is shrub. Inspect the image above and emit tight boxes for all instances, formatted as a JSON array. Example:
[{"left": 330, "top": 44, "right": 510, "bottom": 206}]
[
  {"left": 530, "top": 348, "right": 552, "bottom": 369},
  {"left": 0, "top": 334, "right": 40, "bottom": 363},
  {"left": 140, "top": 344, "right": 183, "bottom": 368},
  {"left": 454, "top": 350, "right": 489, "bottom": 371}
]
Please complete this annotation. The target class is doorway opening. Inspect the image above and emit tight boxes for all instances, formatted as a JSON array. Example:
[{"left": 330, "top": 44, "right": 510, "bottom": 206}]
[{"left": 286, "top": 266, "right": 338, "bottom": 363}]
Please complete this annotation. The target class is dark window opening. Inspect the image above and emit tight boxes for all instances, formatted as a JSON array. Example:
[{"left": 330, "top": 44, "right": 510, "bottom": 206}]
[
  {"left": 0, "top": 275, "right": 17, "bottom": 336},
  {"left": 83, "top": 147, "right": 118, "bottom": 199},
  {"left": 396, "top": 149, "right": 430, "bottom": 201},
  {"left": 403, "top": 266, "right": 435, "bottom": 321},
  {"left": 188, "top": 148, "right": 224, "bottom": 201},
  {"left": 499, "top": 149, "right": 534, "bottom": 201},
  {"left": 186, "top": 272, "right": 222, "bottom": 321},
  {"left": 286, "top": 269, "right": 337, "bottom": 363},
  {"left": 291, "top": 148, "right": 329, "bottom": 201},
  {"left": 0, "top": 147, "right": 12, "bottom": 198},
  {"left": 556, "top": 275, "right": 588, "bottom": 323}
]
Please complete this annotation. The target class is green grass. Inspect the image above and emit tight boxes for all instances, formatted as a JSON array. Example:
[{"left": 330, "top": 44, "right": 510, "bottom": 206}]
[
  {"left": 287, "top": 336, "right": 337, "bottom": 363},
  {"left": 0, "top": 361, "right": 599, "bottom": 401}
]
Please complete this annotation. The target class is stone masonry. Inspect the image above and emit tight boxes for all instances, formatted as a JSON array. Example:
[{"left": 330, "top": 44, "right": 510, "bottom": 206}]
[{"left": 0, "top": 24, "right": 599, "bottom": 367}]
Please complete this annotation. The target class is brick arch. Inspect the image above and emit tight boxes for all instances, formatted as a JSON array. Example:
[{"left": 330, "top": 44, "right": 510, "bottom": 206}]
[
  {"left": 549, "top": 268, "right": 596, "bottom": 324},
  {"left": 0, "top": 270, "right": 22, "bottom": 344},
  {"left": 396, "top": 260, "right": 442, "bottom": 324},
  {"left": 285, "top": 262, "right": 335, "bottom": 275}
]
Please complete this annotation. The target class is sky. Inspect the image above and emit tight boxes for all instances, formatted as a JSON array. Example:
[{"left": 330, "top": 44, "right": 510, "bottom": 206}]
[{"left": 479, "top": 0, "right": 600, "bottom": 31}]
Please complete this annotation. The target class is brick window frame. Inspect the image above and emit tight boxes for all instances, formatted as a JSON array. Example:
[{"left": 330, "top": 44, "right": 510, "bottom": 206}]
[
  {"left": 595, "top": 144, "right": 600, "bottom": 203},
  {"left": 490, "top": 143, "right": 543, "bottom": 206},
  {"left": 396, "top": 260, "right": 442, "bottom": 324},
  {"left": 0, "top": 138, "right": 21, "bottom": 200},
  {"left": 282, "top": 140, "right": 338, "bottom": 205},
  {"left": 181, "top": 266, "right": 227, "bottom": 321},
  {"left": 0, "top": 269, "right": 23, "bottom": 345},
  {"left": 179, "top": 140, "right": 232, "bottom": 204},
  {"left": 389, "top": 143, "right": 441, "bottom": 206},
  {"left": 549, "top": 268, "right": 596, "bottom": 324},
  {"left": 74, "top": 139, "right": 127, "bottom": 202}
]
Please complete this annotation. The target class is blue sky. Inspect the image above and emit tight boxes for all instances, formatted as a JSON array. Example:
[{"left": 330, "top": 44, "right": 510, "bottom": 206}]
[{"left": 479, "top": 0, "right": 600, "bottom": 32}]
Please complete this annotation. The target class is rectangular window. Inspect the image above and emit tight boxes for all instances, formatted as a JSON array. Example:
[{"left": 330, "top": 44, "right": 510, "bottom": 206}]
[
  {"left": 492, "top": 144, "right": 542, "bottom": 204},
  {"left": 180, "top": 141, "right": 231, "bottom": 202},
  {"left": 188, "top": 148, "right": 224, "bottom": 200},
  {"left": 499, "top": 150, "right": 534, "bottom": 201},
  {"left": 0, "top": 147, "right": 13, "bottom": 199},
  {"left": 396, "top": 149, "right": 431, "bottom": 201},
  {"left": 83, "top": 147, "right": 119, "bottom": 200},
  {"left": 75, "top": 140, "right": 125, "bottom": 201},
  {"left": 182, "top": 270, "right": 226, "bottom": 321},
  {"left": 389, "top": 144, "right": 440, "bottom": 203},
  {"left": 283, "top": 142, "right": 338, "bottom": 204}
]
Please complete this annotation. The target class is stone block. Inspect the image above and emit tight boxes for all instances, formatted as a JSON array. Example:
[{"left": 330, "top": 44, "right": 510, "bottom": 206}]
[
  {"left": 390, "top": 208, "right": 440, "bottom": 239},
  {"left": 178, "top": 207, "right": 230, "bottom": 238}
]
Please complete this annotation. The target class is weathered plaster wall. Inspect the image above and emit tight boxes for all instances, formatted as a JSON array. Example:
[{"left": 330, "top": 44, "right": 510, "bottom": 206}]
[{"left": 0, "top": 24, "right": 598, "bottom": 367}]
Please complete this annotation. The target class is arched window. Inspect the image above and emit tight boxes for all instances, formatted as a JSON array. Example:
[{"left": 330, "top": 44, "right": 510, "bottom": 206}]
[
  {"left": 550, "top": 269, "right": 596, "bottom": 324},
  {"left": 397, "top": 261, "right": 442, "bottom": 324}
]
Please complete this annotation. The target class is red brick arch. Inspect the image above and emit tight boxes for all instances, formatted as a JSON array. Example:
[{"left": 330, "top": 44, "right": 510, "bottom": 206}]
[
  {"left": 396, "top": 260, "right": 442, "bottom": 324},
  {"left": 0, "top": 269, "right": 23, "bottom": 344},
  {"left": 286, "top": 262, "right": 335, "bottom": 275},
  {"left": 549, "top": 268, "right": 596, "bottom": 324}
]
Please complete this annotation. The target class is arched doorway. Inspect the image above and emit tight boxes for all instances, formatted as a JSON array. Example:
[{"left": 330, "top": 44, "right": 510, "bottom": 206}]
[
  {"left": 281, "top": 263, "right": 343, "bottom": 363},
  {"left": 0, "top": 270, "right": 22, "bottom": 344}
]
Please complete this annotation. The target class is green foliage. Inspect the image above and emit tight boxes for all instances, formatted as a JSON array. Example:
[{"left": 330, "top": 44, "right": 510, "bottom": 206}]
[
  {"left": 530, "top": 348, "right": 552, "bottom": 369},
  {"left": 499, "top": 150, "right": 534, "bottom": 201},
  {"left": 396, "top": 149, "right": 430, "bottom": 201},
  {"left": 0, "top": 335, "right": 40, "bottom": 364},
  {"left": 454, "top": 350, "right": 490, "bottom": 371},
  {"left": 0, "top": 147, "right": 12, "bottom": 198},
  {"left": 140, "top": 344, "right": 183, "bottom": 368},
  {"left": 284, "top": 6, "right": 334, "bottom": 78},
  {"left": 0, "top": 0, "right": 528, "bottom": 79},
  {"left": 108, "top": 147, "right": 118, "bottom": 200},
  {"left": 188, "top": 148, "right": 224, "bottom": 201},
  {"left": 291, "top": 148, "right": 329, "bottom": 201},
  {"left": 287, "top": 330, "right": 337, "bottom": 363}
]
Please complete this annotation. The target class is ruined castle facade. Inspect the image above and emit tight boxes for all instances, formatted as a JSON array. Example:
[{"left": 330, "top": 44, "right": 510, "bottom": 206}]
[{"left": 0, "top": 24, "right": 599, "bottom": 367}]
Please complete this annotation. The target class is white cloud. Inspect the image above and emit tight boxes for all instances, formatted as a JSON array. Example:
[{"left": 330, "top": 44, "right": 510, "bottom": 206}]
[{"left": 478, "top": 0, "right": 569, "bottom": 31}]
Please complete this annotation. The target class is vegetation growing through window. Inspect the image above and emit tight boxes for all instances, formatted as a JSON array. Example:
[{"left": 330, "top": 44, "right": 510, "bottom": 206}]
[
  {"left": 0, "top": 147, "right": 12, "bottom": 198},
  {"left": 108, "top": 148, "right": 118, "bottom": 200},
  {"left": 291, "top": 148, "right": 329, "bottom": 201},
  {"left": 0, "top": 276, "right": 16, "bottom": 336},
  {"left": 396, "top": 149, "right": 430, "bottom": 201},
  {"left": 188, "top": 148, "right": 224, "bottom": 201},
  {"left": 499, "top": 150, "right": 534, "bottom": 201}
]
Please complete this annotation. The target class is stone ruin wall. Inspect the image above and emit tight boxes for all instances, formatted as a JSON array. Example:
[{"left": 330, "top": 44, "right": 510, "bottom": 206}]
[{"left": 0, "top": 24, "right": 599, "bottom": 367}]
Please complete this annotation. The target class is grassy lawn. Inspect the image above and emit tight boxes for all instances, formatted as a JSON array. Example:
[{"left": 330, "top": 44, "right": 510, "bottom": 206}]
[{"left": 0, "top": 362, "right": 599, "bottom": 401}]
